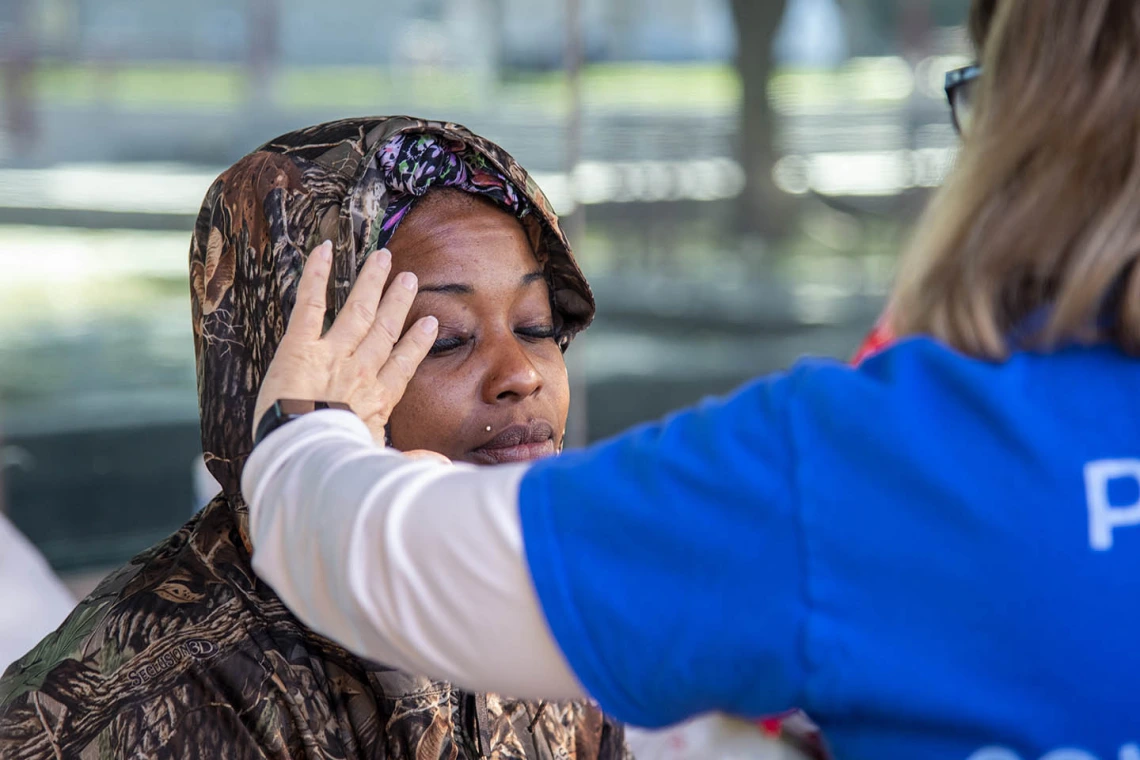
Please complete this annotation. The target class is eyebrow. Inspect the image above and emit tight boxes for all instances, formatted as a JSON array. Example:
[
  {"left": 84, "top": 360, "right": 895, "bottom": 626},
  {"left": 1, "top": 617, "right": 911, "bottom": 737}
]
[
  {"left": 418, "top": 282, "right": 473, "bottom": 295},
  {"left": 417, "top": 270, "right": 545, "bottom": 296}
]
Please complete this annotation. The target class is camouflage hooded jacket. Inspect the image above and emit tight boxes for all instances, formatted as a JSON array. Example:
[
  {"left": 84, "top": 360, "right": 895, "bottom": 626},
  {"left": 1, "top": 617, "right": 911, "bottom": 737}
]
[{"left": 0, "top": 117, "right": 627, "bottom": 760}]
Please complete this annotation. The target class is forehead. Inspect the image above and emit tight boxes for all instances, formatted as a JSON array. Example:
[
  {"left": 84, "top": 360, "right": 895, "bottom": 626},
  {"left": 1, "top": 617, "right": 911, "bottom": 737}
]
[{"left": 387, "top": 195, "right": 539, "bottom": 283}]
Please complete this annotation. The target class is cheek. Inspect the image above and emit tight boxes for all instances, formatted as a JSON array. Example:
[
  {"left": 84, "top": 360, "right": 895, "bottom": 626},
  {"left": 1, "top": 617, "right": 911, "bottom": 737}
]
[
  {"left": 537, "top": 350, "right": 572, "bottom": 425},
  {"left": 387, "top": 368, "right": 469, "bottom": 453}
]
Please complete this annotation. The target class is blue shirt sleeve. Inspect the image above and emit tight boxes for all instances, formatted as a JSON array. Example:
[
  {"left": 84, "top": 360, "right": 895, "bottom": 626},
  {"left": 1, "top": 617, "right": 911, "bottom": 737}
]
[{"left": 519, "top": 369, "right": 810, "bottom": 728}]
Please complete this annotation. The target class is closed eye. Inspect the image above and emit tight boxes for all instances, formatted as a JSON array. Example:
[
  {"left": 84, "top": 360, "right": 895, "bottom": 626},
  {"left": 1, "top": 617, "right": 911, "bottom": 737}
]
[
  {"left": 428, "top": 335, "right": 469, "bottom": 356},
  {"left": 517, "top": 325, "right": 556, "bottom": 342},
  {"left": 429, "top": 325, "right": 555, "bottom": 356}
]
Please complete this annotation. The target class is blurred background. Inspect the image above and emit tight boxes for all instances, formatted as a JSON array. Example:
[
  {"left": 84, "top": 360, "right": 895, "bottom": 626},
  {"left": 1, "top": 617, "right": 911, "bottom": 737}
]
[{"left": 0, "top": 0, "right": 969, "bottom": 594}]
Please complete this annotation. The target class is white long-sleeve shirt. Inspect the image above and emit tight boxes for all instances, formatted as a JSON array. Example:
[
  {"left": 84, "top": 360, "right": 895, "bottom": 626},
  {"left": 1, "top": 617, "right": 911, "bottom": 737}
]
[
  {"left": 243, "top": 420, "right": 800, "bottom": 756},
  {"left": 242, "top": 409, "right": 583, "bottom": 699}
]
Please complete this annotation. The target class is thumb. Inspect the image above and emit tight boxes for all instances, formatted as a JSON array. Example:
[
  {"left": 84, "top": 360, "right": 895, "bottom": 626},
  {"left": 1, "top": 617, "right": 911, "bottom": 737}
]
[{"left": 403, "top": 449, "right": 453, "bottom": 465}]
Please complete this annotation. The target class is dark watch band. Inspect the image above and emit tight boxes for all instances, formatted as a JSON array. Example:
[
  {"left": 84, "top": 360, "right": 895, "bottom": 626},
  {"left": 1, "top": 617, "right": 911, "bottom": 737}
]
[{"left": 253, "top": 399, "right": 353, "bottom": 447}]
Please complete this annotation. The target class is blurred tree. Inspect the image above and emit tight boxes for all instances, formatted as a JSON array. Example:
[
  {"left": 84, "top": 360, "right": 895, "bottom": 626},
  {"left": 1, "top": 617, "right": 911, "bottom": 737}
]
[
  {"left": 846, "top": 0, "right": 965, "bottom": 55},
  {"left": 875, "top": 0, "right": 970, "bottom": 32},
  {"left": 731, "top": 0, "right": 791, "bottom": 239},
  {"left": 0, "top": 0, "right": 37, "bottom": 155},
  {"left": 246, "top": 0, "right": 279, "bottom": 106}
]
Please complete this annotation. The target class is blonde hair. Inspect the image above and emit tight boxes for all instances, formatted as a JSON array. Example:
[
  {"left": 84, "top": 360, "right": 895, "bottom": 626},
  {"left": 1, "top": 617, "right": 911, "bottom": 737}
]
[{"left": 889, "top": 0, "right": 1140, "bottom": 358}]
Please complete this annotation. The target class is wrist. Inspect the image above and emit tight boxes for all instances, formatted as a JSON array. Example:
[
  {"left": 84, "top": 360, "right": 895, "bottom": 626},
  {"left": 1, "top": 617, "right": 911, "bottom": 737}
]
[{"left": 253, "top": 399, "right": 353, "bottom": 447}]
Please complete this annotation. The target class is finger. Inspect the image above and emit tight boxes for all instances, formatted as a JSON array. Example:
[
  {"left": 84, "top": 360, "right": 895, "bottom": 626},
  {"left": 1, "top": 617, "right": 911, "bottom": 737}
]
[
  {"left": 354, "top": 270, "right": 420, "bottom": 369},
  {"left": 286, "top": 241, "right": 334, "bottom": 341},
  {"left": 324, "top": 248, "right": 393, "bottom": 347},
  {"left": 374, "top": 315, "right": 438, "bottom": 403},
  {"left": 403, "top": 449, "right": 453, "bottom": 465}
]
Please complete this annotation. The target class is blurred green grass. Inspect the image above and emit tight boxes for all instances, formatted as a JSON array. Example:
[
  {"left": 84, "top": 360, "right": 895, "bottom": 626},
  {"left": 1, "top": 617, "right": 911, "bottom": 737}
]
[{"left": 20, "top": 59, "right": 913, "bottom": 113}]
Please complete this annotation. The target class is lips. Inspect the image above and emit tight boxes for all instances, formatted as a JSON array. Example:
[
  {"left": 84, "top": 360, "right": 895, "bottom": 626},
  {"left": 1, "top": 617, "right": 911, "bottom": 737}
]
[{"left": 470, "top": 420, "right": 556, "bottom": 465}]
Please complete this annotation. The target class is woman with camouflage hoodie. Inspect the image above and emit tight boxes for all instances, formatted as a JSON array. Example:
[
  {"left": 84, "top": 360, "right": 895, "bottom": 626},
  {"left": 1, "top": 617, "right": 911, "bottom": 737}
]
[{"left": 0, "top": 116, "right": 628, "bottom": 760}]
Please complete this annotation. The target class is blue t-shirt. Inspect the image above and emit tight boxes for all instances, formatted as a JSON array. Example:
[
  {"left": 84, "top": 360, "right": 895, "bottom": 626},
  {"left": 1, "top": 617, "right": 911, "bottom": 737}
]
[{"left": 519, "top": 338, "right": 1140, "bottom": 760}]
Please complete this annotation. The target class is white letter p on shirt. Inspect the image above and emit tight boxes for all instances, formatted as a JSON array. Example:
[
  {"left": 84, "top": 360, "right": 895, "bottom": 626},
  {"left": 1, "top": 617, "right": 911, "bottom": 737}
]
[{"left": 1085, "top": 459, "right": 1140, "bottom": 550}]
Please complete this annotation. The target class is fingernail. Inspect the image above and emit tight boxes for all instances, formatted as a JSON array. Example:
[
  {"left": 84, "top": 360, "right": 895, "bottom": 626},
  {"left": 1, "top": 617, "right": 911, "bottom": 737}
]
[
  {"left": 398, "top": 272, "right": 418, "bottom": 291},
  {"left": 320, "top": 240, "right": 333, "bottom": 260},
  {"left": 376, "top": 247, "right": 392, "bottom": 267},
  {"left": 419, "top": 316, "right": 438, "bottom": 334}
]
